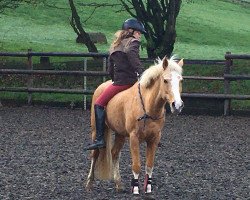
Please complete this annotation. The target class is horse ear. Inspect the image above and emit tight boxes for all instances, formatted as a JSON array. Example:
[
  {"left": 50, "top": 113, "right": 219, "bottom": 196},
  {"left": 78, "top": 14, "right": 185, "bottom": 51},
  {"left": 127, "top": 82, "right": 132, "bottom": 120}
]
[
  {"left": 178, "top": 59, "right": 184, "bottom": 67},
  {"left": 162, "top": 56, "right": 168, "bottom": 70}
]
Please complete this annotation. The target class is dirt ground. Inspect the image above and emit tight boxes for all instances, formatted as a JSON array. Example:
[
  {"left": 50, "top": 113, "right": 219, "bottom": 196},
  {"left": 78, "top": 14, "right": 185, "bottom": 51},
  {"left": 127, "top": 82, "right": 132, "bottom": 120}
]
[{"left": 0, "top": 106, "right": 249, "bottom": 200}]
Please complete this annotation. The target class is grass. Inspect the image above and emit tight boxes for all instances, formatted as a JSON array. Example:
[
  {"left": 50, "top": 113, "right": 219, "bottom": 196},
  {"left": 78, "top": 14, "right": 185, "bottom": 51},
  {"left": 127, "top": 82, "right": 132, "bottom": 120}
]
[
  {"left": 175, "top": 0, "right": 250, "bottom": 59},
  {"left": 0, "top": 0, "right": 249, "bottom": 58}
]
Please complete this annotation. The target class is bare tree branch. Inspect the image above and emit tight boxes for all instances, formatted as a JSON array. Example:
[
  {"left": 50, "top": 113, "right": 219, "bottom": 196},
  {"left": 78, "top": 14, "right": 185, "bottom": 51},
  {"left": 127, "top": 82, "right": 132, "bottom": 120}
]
[
  {"left": 120, "top": 0, "right": 135, "bottom": 17},
  {"left": 79, "top": 3, "right": 121, "bottom": 7},
  {"left": 119, "top": 0, "right": 182, "bottom": 58},
  {"left": 68, "top": 0, "right": 98, "bottom": 53}
]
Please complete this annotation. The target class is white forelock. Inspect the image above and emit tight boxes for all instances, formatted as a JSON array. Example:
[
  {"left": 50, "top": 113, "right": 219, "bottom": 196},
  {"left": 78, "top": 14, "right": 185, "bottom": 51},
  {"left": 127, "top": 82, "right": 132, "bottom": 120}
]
[{"left": 139, "top": 55, "right": 183, "bottom": 87}]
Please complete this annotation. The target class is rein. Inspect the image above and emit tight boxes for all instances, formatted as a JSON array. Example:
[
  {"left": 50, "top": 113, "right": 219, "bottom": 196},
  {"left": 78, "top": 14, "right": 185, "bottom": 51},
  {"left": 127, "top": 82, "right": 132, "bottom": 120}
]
[{"left": 137, "top": 82, "right": 164, "bottom": 128}]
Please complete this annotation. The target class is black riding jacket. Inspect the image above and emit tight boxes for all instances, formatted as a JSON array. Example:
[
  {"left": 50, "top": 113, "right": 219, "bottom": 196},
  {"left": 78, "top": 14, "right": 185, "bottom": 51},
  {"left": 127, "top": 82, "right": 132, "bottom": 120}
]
[{"left": 108, "top": 36, "right": 144, "bottom": 85}]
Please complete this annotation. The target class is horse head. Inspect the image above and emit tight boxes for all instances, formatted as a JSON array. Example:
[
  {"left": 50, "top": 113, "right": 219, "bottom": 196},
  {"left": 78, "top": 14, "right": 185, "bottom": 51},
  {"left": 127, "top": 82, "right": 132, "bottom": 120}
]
[
  {"left": 161, "top": 56, "right": 184, "bottom": 114},
  {"left": 139, "top": 56, "right": 184, "bottom": 114}
]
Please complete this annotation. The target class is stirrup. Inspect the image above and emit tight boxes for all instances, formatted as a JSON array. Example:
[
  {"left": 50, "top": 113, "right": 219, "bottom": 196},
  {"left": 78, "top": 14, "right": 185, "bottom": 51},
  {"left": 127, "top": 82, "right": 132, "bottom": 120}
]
[{"left": 84, "top": 140, "right": 106, "bottom": 151}]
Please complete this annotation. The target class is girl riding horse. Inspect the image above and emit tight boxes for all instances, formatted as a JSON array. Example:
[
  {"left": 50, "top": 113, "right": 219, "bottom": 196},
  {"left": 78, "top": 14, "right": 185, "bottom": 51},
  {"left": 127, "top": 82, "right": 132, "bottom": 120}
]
[
  {"left": 85, "top": 56, "right": 184, "bottom": 196},
  {"left": 85, "top": 18, "right": 146, "bottom": 151}
]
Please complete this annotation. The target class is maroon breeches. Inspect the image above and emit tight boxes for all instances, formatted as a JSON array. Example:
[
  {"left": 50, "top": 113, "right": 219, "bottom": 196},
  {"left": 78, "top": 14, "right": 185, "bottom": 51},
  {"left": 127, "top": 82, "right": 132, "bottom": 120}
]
[{"left": 95, "top": 83, "right": 133, "bottom": 107}]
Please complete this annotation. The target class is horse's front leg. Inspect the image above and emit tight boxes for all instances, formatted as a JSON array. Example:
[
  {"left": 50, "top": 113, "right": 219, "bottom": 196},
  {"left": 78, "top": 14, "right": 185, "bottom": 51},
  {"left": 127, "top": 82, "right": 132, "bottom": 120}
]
[
  {"left": 144, "top": 133, "right": 161, "bottom": 194},
  {"left": 129, "top": 132, "right": 141, "bottom": 195},
  {"left": 85, "top": 149, "right": 99, "bottom": 191},
  {"left": 111, "top": 134, "right": 126, "bottom": 192}
]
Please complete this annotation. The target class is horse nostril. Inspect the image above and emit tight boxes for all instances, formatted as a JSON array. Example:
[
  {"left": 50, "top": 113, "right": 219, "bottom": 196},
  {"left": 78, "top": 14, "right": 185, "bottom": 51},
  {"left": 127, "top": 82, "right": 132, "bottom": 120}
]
[{"left": 173, "top": 101, "right": 184, "bottom": 111}]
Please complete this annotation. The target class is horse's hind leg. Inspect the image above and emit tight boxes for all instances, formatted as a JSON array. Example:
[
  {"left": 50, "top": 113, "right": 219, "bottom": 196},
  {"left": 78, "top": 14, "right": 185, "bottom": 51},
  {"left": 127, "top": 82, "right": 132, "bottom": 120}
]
[
  {"left": 111, "top": 134, "right": 125, "bottom": 192},
  {"left": 85, "top": 149, "right": 99, "bottom": 191}
]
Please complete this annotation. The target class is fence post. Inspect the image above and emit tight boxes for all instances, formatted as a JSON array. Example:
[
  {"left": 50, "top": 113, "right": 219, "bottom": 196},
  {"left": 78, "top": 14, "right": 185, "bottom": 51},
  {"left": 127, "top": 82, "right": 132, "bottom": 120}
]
[
  {"left": 103, "top": 57, "right": 107, "bottom": 82},
  {"left": 224, "top": 52, "right": 232, "bottom": 116},
  {"left": 27, "top": 49, "right": 33, "bottom": 105},
  {"left": 83, "top": 58, "right": 87, "bottom": 110}
]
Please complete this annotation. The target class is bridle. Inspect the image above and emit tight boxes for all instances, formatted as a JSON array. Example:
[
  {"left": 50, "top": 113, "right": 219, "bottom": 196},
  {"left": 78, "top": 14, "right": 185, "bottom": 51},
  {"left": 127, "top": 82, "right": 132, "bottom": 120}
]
[{"left": 137, "top": 82, "right": 164, "bottom": 128}]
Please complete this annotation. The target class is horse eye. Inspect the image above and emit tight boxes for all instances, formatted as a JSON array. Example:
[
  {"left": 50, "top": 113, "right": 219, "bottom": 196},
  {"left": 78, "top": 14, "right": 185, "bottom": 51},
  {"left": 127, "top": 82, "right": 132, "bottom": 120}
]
[{"left": 164, "top": 79, "right": 168, "bottom": 83}]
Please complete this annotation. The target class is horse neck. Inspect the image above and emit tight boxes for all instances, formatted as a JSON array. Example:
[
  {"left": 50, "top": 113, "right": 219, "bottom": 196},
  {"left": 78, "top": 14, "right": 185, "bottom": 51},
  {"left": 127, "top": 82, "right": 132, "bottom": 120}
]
[{"left": 143, "top": 78, "right": 166, "bottom": 116}]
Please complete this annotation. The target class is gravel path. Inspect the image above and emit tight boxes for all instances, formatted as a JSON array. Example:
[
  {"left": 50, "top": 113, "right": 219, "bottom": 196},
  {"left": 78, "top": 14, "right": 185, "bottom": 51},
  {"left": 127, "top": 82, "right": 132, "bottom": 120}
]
[{"left": 0, "top": 106, "right": 249, "bottom": 200}]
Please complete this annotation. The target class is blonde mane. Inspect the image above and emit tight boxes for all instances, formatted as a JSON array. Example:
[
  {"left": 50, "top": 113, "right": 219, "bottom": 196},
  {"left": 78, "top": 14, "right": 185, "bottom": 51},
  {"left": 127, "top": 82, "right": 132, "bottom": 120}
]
[{"left": 140, "top": 56, "right": 183, "bottom": 87}]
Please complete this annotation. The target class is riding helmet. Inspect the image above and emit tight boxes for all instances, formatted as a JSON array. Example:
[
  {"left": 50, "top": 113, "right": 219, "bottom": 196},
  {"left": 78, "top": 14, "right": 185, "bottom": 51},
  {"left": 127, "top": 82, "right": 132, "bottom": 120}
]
[{"left": 122, "top": 18, "right": 146, "bottom": 34}]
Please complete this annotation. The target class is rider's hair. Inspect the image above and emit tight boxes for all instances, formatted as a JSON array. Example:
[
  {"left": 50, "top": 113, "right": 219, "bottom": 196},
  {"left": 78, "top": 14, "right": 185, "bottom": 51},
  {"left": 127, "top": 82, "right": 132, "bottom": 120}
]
[{"left": 111, "top": 30, "right": 133, "bottom": 48}]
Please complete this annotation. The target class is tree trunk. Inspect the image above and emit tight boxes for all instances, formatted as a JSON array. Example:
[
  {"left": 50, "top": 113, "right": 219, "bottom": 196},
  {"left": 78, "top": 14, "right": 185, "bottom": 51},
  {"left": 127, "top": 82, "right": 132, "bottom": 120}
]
[
  {"left": 69, "top": 0, "right": 98, "bottom": 53},
  {"left": 160, "top": 0, "right": 181, "bottom": 58}
]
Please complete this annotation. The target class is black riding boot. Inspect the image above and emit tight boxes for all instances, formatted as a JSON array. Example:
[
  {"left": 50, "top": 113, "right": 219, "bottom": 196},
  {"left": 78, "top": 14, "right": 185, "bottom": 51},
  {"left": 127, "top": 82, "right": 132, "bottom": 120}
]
[{"left": 85, "top": 105, "right": 106, "bottom": 150}]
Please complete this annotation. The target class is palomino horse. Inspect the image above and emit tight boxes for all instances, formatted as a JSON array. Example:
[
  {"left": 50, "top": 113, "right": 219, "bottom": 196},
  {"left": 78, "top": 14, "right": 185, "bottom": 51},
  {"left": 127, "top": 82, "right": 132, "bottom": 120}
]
[{"left": 86, "top": 56, "right": 184, "bottom": 195}]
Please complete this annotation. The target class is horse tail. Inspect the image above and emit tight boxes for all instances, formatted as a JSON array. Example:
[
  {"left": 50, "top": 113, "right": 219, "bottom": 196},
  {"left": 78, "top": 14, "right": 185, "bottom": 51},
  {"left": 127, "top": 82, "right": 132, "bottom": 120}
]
[
  {"left": 94, "top": 127, "right": 113, "bottom": 180},
  {"left": 89, "top": 80, "right": 113, "bottom": 180}
]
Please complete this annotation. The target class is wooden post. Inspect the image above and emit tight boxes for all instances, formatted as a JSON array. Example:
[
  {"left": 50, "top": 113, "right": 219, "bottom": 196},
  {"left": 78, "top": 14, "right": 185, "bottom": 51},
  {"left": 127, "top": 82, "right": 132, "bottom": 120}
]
[
  {"left": 103, "top": 57, "right": 107, "bottom": 83},
  {"left": 83, "top": 58, "right": 87, "bottom": 110},
  {"left": 27, "top": 49, "right": 33, "bottom": 105},
  {"left": 224, "top": 52, "right": 232, "bottom": 116}
]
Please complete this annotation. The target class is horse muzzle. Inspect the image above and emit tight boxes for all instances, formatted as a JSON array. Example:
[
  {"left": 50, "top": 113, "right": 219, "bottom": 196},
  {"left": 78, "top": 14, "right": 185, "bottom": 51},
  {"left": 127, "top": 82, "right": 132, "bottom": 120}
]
[{"left": 170, "top": 101, "right": 184, "bottom": 114}]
